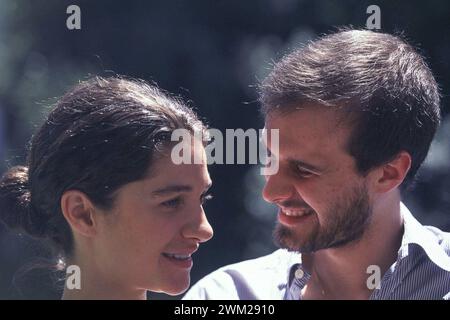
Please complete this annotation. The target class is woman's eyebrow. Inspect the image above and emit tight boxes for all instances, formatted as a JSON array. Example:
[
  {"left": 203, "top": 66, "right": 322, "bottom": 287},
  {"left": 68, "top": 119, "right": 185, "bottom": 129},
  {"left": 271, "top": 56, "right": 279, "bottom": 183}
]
[
  {"left": 151, "top": 181, "right": 212, "bottom": 197},
  {"left": 151, "top": 184, "right": 193, "bottom": 196}
]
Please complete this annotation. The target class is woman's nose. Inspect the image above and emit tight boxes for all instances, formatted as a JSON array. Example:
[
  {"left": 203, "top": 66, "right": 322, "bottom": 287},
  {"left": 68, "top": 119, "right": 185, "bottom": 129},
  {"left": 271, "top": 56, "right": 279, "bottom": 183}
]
[{"left": 182, "top": 206, "right": 213, "bottom": 243}]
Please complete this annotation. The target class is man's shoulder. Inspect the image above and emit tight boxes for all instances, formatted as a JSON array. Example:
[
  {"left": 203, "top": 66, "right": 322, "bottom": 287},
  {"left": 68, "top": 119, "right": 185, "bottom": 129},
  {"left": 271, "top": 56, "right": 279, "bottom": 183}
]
[{"left": 183, "top": 249, "right": 300, "bottom": 300}]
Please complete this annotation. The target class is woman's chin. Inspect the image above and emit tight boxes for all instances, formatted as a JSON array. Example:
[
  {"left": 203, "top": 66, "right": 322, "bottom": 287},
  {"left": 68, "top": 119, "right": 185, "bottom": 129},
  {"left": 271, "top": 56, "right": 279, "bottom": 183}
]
[{"left": 150, "top": 275, "right": 191, "bottom": 296}]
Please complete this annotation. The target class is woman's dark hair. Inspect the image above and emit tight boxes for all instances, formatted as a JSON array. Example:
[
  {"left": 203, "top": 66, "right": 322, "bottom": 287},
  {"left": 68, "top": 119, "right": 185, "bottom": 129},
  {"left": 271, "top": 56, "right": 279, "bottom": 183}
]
[
  {"left": 0, "top": 76, "right": 207, "bottom": 258},
  {"left": 259, "top": 29, "right": 441, "bottom": 193}
]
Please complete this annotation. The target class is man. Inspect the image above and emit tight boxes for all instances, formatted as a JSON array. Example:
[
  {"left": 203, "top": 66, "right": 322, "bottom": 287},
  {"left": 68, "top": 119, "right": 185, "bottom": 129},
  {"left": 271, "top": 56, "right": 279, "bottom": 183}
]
[{"left": 184, "top": 29, "right": 450, "bottom": 300}]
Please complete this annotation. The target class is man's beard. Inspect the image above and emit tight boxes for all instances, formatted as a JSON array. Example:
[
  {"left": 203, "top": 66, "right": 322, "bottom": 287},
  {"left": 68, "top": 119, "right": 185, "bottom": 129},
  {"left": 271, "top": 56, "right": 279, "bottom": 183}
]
[{"left": 273, "top": 183, "right": 372, "bottom": 253}]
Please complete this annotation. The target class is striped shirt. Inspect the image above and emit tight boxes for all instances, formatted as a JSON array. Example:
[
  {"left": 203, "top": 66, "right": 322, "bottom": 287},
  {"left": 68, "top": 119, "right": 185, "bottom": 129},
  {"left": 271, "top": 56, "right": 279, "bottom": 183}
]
[{"left": 184, "top": 203, "right": 450, "bottom": 300}]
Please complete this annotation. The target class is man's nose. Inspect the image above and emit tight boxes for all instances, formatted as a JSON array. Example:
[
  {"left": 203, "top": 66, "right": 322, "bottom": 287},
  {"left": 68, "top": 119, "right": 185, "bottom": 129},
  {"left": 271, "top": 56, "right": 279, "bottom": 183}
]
[{"left": 262, "top": 169, "right": 296, "bottom": 204}]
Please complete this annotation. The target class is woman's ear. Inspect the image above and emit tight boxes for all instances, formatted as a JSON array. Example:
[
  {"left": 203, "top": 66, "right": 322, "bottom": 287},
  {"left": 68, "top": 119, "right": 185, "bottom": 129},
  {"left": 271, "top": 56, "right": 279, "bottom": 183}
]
[
  {"left": 61, "top": 190, "right": 98, "bottom": 238},
  {"left": 372, "top": 151, "right": 412, "bottom": 194}
]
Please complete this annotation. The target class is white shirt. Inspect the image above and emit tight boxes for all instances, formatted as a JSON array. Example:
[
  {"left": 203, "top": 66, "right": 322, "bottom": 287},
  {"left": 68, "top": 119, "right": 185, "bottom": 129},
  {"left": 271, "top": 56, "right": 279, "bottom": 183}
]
[{"left": 183, "top": 203, "right": 450, "bottom": 300}]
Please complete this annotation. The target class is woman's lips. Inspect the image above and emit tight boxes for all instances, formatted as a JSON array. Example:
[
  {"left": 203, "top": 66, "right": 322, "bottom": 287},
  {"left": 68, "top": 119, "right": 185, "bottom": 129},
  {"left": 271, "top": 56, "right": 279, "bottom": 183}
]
[
  {"left": 161, "top": 252, "right": 193, "bottom": 269},
  {"left": 161, "top": 247, "right": 198, "bottom": 269}
]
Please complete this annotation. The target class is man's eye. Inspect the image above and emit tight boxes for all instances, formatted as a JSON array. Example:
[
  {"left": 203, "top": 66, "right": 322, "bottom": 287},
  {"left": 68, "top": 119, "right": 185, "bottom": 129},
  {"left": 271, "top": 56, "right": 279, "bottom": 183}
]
[
  {"left": 296, "top": 167, "right": 314, "bottom": 178},
  {"left": 201, "top": 193, "right": 213, "bottom": 205},
  {"left": 161, "top": 197, "right": 183, "bottom": 208}
]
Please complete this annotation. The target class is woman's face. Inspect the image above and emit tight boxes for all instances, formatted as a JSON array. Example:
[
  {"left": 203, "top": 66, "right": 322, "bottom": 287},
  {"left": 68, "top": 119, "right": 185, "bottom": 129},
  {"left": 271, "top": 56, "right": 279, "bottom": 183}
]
[{"left": 94, "top": 142, "right": 213, "bottom": 295}]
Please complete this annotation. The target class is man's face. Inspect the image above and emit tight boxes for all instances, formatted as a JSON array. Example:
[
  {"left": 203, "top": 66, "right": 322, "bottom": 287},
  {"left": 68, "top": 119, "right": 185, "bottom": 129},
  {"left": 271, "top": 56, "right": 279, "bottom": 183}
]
[{"left": 263, "top": 106, "right": 373, "bottom": 253}]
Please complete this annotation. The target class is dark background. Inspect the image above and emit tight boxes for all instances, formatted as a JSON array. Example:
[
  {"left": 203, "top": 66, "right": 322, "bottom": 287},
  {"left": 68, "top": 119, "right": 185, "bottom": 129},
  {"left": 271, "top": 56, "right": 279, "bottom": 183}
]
[{"left": 0, "top": 0, "right": 449, "bottom": 299}]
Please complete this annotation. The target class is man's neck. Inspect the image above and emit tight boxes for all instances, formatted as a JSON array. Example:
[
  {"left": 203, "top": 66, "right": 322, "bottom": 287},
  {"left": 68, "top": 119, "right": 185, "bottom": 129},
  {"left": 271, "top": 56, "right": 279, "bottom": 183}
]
[{"left": 303, "top": 193, "right": 404, "bottom": 299}]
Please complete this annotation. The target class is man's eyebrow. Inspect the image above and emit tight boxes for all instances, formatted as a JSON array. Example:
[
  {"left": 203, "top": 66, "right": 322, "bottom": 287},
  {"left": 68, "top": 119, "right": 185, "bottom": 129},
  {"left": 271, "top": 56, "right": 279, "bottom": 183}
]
[{"left": 287, "top": 157, "right": 324, "bottom": 173}]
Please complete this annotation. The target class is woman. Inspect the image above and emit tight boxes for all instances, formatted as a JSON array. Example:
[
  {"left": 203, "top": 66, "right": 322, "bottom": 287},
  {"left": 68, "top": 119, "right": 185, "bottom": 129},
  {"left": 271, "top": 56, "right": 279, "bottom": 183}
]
[{"left": 0, "top": 76, "right": 214, "bottom": 299}]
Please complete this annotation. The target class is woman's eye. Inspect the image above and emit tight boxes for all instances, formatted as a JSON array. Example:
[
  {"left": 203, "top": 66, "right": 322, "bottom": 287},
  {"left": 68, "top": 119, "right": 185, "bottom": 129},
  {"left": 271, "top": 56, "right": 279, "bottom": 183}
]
[
  {"left": 201, "top": 193, "right": 213, "bottom": 205},
  {"left": 161, "top": 197, "right": 183, "bottom": 209}
]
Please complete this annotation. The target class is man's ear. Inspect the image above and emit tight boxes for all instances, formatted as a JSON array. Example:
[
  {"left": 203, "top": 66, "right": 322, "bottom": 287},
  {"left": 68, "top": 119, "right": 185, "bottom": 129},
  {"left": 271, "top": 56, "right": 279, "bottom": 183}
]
[
  {"left": 372, "top": 151, "right": 412, "bottom": 194},
  {"left": 61, "top": 190, "right": 98, "bottom": 238}
]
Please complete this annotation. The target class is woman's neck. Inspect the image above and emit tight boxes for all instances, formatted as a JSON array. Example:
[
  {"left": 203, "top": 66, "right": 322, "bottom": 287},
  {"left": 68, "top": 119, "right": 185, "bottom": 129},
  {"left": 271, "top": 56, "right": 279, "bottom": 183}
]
[{"left": 61, "top": 253, "right": 147, "bottom": 300}]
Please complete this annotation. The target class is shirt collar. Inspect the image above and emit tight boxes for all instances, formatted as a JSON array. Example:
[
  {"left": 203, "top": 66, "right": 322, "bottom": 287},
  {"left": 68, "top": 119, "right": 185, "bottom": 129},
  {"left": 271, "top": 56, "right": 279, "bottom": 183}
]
[
  {"left": 398, "top": 202, "right": 450, "bottom": 271},
  {"left": 286, "top": 202, "right": 450, "bottom": 291}
]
